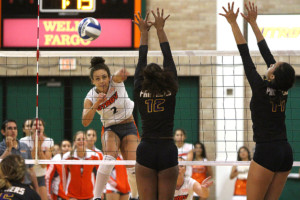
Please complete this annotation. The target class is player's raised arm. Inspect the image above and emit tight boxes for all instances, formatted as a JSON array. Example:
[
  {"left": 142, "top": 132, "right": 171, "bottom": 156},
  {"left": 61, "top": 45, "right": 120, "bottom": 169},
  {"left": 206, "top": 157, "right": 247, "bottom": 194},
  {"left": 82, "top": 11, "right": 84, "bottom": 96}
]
[
  {"left": 241, "top": 1, "right": 276, "bottom": 67},
  {"left": 133, "top": 11, "right": 151, "bottom": 88}
]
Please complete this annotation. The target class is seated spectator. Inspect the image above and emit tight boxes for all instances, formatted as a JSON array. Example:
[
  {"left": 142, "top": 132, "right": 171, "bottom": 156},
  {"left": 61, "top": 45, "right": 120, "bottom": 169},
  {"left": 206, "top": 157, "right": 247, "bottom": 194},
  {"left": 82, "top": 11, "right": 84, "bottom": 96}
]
[
  {"left": 22, "top": 119, "right": 32, "bottom": 137},
  {"left": 191, "top": 142, "right": 213, "bottom": 200},
  {"left": 63, "top": 131, "right": 100, "bottom": 200},
  {"left": 46, "top": 139, "right": 72, "bottom": 200},
  {"left": 230, "top": 146, "right": 251, "bottom": 200},
  {"left": 0, "top": 120, "right": 38, "bottom": 192},
  {"left": 20, "top": 119, "right": 54, "bottom": 200},
  {"left": 106, "top": 154, "right": 130, "bottom": 200},
  {"left": 174, "top": 157, "right": 213, "bottom": 200},
  {"left": 174, "top": 128, "right": 194, "bottom": 177},
  {"left": 51, "top": 144, "right": 61, "bottom": 157},
  {"left": 0, "top": 154, "right": 41, "bottom": 200}
]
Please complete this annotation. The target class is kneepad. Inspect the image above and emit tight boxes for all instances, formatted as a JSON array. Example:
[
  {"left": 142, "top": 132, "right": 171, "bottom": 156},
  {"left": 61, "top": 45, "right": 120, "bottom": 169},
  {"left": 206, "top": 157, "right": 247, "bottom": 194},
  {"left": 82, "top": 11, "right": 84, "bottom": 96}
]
[{"left": 98, "top": 155, "right": 116, "bottom": 175}]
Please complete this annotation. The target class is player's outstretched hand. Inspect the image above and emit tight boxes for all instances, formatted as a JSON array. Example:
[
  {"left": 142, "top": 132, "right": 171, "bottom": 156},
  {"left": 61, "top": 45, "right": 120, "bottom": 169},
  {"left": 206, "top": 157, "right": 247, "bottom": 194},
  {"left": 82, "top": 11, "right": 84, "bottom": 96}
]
[
  {"left": 150, "top": 8, "right": 170, "bottom": 31},
  {"left": 241, "top": 1, "right": 257, "bottom": 25},
  {"left": 133, "top": 11, "right": 151, "bottom": 32},
  {"left": 219, "top": 2, "right": 239, "bottom": 25}
]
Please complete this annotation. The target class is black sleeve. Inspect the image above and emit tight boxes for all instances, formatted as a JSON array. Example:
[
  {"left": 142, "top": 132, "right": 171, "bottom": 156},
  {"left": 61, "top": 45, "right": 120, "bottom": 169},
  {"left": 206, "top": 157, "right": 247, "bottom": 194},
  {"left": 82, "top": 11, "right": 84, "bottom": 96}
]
[
  {"left": 258, "top": 39, "right": 276, "bottom": 68},
  {"left": 134, "top": 45, "right": 148, "bottom": 89},
  {"left": 237, "top": 43, "right": 264, "bottom": 90},
  {"left": 160, "top": 42, "right": 178, "bottom": 81}
]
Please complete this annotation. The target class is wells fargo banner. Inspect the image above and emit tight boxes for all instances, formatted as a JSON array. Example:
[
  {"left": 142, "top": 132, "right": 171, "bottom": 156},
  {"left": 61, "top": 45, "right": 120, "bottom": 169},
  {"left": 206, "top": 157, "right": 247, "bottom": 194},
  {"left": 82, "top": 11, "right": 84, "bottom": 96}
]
[{"left": 3, "top": 18, "right": 132, "bottom": 48}]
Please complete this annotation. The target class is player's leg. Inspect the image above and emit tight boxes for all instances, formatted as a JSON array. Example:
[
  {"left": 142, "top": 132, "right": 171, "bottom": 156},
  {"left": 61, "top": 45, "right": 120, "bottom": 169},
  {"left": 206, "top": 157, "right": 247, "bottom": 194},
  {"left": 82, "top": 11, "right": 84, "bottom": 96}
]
[
  {"left": 106, "top": 192, "right": 121, "bottom": 200},
  {"left": 157, "top": 140, "right": 179, "bottom": 200},
  {"left": 120, "top": 123, "right": 139, "bottom": 200},
  {"left": 264, "top": 171, "right": 290, "bottom": 200},
  {"left": 246, "top": 160, "right": 274, "bottom": 200},
  {"left": 120, "top": 193, "right": 130, "bottom": 200},
  {"left": 157, "top": 166, "right": 178, "bottom": 200},
  {"left": 136, "top": 162, "right": 158, "bottom": 200},
  {"left": 94, "top": 130, "right": 121, "bottom": 199}
]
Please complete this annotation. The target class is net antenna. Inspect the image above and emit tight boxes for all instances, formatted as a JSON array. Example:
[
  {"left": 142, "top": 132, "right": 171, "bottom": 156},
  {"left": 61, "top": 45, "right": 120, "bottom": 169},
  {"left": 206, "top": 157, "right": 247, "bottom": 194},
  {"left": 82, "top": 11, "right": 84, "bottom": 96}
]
[{"left": 34, "top": 0, "right": 41, "bottom": 165}]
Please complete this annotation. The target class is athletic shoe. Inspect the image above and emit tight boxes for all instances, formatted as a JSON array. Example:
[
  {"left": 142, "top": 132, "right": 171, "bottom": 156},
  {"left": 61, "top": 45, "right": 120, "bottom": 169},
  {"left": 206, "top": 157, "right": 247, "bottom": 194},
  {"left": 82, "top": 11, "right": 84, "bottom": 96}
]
[
  {"left": 129, "top": 197, "right": 139, "bottom": 200},
  {"left": 93, "top": 198, "right": 101, "bottom": 200}
]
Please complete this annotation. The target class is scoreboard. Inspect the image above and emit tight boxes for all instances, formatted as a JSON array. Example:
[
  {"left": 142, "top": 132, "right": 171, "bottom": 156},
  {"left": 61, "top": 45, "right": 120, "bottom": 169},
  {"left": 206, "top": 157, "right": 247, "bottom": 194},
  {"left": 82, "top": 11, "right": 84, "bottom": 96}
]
[{"left": 1, "top": 0, "right": 141, "bottom": 49}]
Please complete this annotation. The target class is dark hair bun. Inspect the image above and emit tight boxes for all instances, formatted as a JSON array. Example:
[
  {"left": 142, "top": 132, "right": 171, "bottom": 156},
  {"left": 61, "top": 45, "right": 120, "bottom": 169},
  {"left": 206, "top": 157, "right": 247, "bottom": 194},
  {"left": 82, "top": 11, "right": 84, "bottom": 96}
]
[{"left": 91, "top": 57, "right": 105, "bottom": 66}]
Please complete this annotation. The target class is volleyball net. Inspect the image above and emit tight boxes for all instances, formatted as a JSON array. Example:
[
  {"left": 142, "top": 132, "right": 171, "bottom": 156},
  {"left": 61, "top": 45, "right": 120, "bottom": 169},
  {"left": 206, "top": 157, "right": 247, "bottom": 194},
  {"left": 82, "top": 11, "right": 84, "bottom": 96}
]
[{"left": 0, "top": 50, "right": 300, "bottom": 167}]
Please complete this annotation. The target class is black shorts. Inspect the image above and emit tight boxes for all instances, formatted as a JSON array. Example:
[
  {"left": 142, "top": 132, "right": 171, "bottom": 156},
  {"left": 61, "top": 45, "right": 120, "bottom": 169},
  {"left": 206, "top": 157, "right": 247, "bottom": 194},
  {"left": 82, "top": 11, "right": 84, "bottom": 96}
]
[
  {"left": 37, "top": 176, "right": 46, "bottom": 187},
  {"left": 136, "top": 138, "right": 178, "bottom": 171},
  {"left": 104, "top": 122, "right": 138, "bottom": 141},
  {"left": 253, "top": 140, "right": 293, "bottom": 172}
]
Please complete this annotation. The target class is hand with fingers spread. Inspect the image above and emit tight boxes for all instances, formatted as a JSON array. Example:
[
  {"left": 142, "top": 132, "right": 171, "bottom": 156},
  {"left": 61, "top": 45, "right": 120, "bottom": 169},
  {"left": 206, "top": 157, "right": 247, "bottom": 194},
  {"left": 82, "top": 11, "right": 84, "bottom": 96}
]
[
  {"left": 241, "top": 1, "right": 258, "bottom": 25},
  {"left": 219, "top": 2, "right": 240, "bottom": 25},
  {"left": 150, "top": 8, "right": 170, "bottom": 31},
  {"left": 133, "top": 11, "right": 151, "bottom": 33}
]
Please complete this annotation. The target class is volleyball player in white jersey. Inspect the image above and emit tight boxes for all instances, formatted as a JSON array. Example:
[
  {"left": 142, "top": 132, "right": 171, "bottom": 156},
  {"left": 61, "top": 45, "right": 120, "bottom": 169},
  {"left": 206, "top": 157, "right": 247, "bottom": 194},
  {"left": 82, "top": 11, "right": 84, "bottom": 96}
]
[
  {"left": 82, "top": 57, "right": 138, "bottom": 199},
  {"left": 82, "top": 57, "right": 139, "bottom": 200},
  {"left": 174, "top": 158, "right": 213, "bottom": 200}
]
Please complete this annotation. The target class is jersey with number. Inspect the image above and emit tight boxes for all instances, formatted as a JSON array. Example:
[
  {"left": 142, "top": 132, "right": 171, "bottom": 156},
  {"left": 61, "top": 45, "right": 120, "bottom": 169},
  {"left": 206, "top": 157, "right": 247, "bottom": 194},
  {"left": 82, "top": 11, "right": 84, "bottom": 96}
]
[
  {"left": 0, "top": 182, "right": 41, "bottom": 200},
  {"left": 174, "top": 177, "right": 196, "bottom": 200},
  {"left": 238, "top": 40, "right": 288, "bottom": 142},
  {"left": 85, "top": 78, "right": 134, "bottom": 128},
  {"left": 134, "top": 42, "right": 178, "bottom": 139}
]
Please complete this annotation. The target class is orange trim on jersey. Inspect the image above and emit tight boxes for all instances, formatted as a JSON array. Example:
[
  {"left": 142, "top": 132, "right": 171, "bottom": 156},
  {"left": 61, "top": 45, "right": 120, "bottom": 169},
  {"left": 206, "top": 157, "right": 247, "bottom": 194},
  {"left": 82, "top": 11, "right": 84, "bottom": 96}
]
[
  {"left": 234, "top": 179, "right": 247, "bottom": 196},
  {"left": 46, "top": 162, "right": 68, "bottom": 200},
  {"left": 64, "top": 154, "right": 100, "bottom": 199},
  {"left": 114, "top": 157, "right": 131, "bottom": 194},
  {"left": 192, "top": 165, "right": 207, "bottom": 184}
]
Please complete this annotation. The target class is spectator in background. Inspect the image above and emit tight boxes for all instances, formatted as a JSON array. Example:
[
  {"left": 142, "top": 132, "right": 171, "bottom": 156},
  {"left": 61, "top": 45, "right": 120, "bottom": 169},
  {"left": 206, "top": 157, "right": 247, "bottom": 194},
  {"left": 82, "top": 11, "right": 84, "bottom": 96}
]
[
  {"left": 63, "top": 131, "right": 100, "bottom": 200},
  {"left": 20, "top": 119, "right": 54, "bottom": 200},
  {"left": 191, "top": 142, "right": 213, "bottom": 200},
  {"left": 0, "top": 120, "right": 39, "bottom": 192},
  {"left": 174, "top": 157, "right": 213, "bottom": 200},
  {"left": 51, "top": 144, "right": 61, "bottom": 157},
  {"left": 86, "top": 128, "right": 102, "bottom": 153},
  {"left": 0, "top": 154, "right": 41, "bottom": 200},
  {"left": 22, "top": 119, "right": 32, "bottom": 137},
  {"left": 230, "top": 146, "right": 251, "bottom": 200},
  {"left": 46, "top": 139, "right": 72, "bottom": 200},
  {"left": 174, "top": 129, "right": 194, "bottom": 160},
  {"left": 106, "top": 154, "right": 130, "bottom": 200},
  {"left": 174, "top": 128, "right": 194, "bottom": 177}
]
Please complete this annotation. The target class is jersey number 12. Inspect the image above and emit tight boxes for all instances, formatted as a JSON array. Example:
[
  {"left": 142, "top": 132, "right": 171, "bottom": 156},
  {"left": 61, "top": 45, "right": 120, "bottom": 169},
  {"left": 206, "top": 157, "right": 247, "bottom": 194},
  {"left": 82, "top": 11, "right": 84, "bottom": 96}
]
[{"left": 145, "top": 99, "right": 165, "bottom": 113}]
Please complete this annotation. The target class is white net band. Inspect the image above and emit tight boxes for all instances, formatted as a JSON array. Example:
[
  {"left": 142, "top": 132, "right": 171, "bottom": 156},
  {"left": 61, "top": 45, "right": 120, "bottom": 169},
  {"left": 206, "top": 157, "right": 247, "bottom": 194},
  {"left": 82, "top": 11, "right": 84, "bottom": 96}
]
[{"left": 1, "top": 50, "right": 300, "bottom": 57}]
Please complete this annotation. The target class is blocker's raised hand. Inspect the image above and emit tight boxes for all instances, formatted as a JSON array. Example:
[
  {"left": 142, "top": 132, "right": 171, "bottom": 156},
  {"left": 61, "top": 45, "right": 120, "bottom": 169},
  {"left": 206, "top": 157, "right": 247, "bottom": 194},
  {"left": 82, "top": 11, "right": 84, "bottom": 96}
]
[
  {"left": 219, "top": 2, "right": 240, "bottom": 25},
  {"left": 150, "top": 8, "right": 170, "bottom": 30},
  {"left": 133, "top": 11, "right": 151, "bottom": 33}
]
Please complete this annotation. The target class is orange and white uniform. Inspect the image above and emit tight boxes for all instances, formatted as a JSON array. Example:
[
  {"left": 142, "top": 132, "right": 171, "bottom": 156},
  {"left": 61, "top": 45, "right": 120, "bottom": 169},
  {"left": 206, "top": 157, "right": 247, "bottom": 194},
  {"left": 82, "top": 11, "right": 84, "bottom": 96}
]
[
  {"left": 63, "top": 149, "right": 100, "bottom": 199},
  {"left": 106, "top": 156, "right": 130, "bottom": 194},
  {"left": 191, "top": 158, "right": 208, "bottom": 184},
  {"left": 234, "top": 166, "right": 249, "bottom": 196},
  {"left": 46, "top": 154, "right": 68, "bottom": 200}
]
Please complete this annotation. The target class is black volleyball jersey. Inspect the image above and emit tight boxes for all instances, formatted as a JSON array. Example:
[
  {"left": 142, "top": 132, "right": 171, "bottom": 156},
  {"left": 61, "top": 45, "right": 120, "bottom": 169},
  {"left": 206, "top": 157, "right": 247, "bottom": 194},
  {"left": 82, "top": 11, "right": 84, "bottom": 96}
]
[
  {"left": 0, "top": 182, "right": 41, "bottom": 200},
  {"left": 238, "top": 40, "right": 287, "bottom": 143},
  {"left": 134, "top": 42, "right": 178, "bottom": 139}
]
